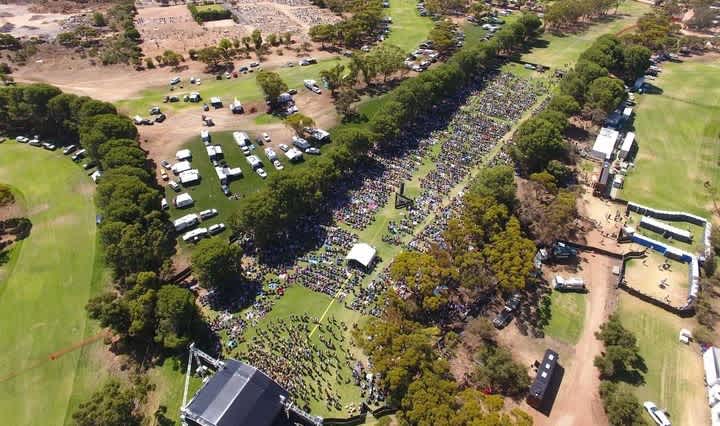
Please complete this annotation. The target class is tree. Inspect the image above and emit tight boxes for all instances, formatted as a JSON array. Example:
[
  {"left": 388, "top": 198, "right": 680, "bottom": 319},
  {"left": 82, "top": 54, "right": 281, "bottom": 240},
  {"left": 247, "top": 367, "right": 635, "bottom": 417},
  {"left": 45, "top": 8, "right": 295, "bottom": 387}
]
[
  {"left": 471, "top": 165, "right": 517, "bottom": 208},
  {"left": 154, "top": 285, "right": 199, "bottom": 351},
  {"left": 0, "top": 34, "right": 21, "bottom": 50},
  {"left": 256, "top": 71, "right": 288, "bottom": 106},
  {"left": 284, "top": 113, "right": 315, "bottom": 136},
  {"left": 621, "top": 44, "right": 652, "bottom": 82},
  {"left": 483, "top": 217, "right": 535, "bottom": 291},
  {"left": 371, "top": 43, "right": 405, "bottom": 83},
  {"left": 594, "top": 315, "right": 641, "bottom": 380},
  {"left": 548, "top": 94, "right": 580, "bottom": 116},
  {"left": 196, "top": 46, "right": 224, "bottom": 70},
  {"left": 429, "top": 20, "right": 458, "bottom": 55},
  {"left": 599, "top": 381, "right": 647, "bottom": 426},
  {"left": 390, "top": 251, "right": 457, "bottom": 320},
  {"left": 191, "top": 239, "right": 243, "bottom": 289},
  {"left": 335, "top": 88, "right": 360, "bottom": 117},
  {"left": 398, "top": 362, "right": 458, "bottom": 426},
  {"left": 251, "top": 29, "right": 263, "bottom": 51},
  {"left": 309, "top": 24, "right": 336, "bottom": 48},
  {"left": 320, "top": 63, "right": 347, "bottom": 96},
  {"left": 474, "top": 344, "right": 531, "bottom": 396},
  {"left": 161, "top": 50, "right": 183, "bottom": 68},
  {"left": 512, "top": 116, "right": 567, "bottom": 173},
  {"left": 585, "top": 76, "right": 626, "bottom": 121},
  {"left": 72, "top": 380, "right": 144, "bottom": 426}
]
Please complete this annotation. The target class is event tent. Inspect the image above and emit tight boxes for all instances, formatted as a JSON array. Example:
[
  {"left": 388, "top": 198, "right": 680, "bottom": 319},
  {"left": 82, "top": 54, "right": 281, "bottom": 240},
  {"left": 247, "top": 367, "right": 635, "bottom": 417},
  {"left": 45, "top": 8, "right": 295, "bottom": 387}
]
[{"left": 346, "top": 243, "right": 377, "bottom": 267}]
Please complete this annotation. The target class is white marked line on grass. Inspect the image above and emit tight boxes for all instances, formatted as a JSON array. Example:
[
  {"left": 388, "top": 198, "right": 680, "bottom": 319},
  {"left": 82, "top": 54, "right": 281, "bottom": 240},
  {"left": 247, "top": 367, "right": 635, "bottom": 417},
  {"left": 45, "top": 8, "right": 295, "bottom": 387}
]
[{"left": 308, "top": 275, "right": 352, "bottom": 339}]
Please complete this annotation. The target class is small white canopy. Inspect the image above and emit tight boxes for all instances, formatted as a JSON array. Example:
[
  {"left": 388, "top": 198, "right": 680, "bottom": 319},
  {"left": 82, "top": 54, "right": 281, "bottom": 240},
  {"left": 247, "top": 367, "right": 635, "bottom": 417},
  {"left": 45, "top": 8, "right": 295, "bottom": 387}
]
[{"left": 346, "top": 243, "right": 376, "bottom": 267}]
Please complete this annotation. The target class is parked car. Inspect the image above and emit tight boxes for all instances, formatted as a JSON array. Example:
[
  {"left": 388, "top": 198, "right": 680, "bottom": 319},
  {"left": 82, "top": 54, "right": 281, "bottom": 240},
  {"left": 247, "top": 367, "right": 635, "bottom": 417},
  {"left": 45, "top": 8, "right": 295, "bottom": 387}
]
[
  {"left": 208, "top": 223, "right": 226, "bottom": 235},
  {"left": 63, "top": 144, "right": 77, "bottom": 155},
  {"left": 506, "top": 293, "right": 522, "bottom": 312},
  {"left": 305, "top": 147, "right": 320, "bottom": 155},
  {"left": 273, "top": 159, "right": 284, "bottom": 170},
  {"left": 492, "top": 308, "right": 513, "bottom": 329},
  {"left": 154, "top": 113, "right": 167, "bottom": 123},
  {"left": 256, "top": 168, "right": 267, "bottom": 179},
  {"left": 160, "top": 160, "right": 171, "bottom": 169},
  {"left": 279, "top": 144, "right": 289, "bottom": 152},
  {"left": 249, "top": 62, "right": 260, "bottom": 68},
  {"left": 262, "top": 132, "right": 271, "bottom": 142},
  {"left": 15, "top": 136, "right": 28, "bottom": 143},
  {"left": 643, "top": 402, "right": 671, "bottom": 426},
  {"left": 160, "top": 170, "right": 169, "bottom": 181},
  {"left": 199, "top": 208, "right": 218, "bottom": 220},
  {"left": 161, "top": 198, "right": 169, "bottom": 210},
  {"left": 42, "top": 142, "right": 56, "bottom": 151},
  {"left": 83, "top": 161, "right": 96, "bottom": 170},
  {"left": 288, "top": 88, "right": 298, "bottom": 95},
  {"left": 221, "top": 184, "right": 231, "bottom": 196},
  {"left": 168, "top": 180, "right": 181, "bottom": 191}
]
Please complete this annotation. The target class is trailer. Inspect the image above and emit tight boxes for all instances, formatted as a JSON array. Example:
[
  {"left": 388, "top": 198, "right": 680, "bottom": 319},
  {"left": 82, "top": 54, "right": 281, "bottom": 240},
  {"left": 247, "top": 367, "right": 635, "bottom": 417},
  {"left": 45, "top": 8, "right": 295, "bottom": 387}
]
[{"left": 554, "top": 275, "right": 586, "bottom": 291}]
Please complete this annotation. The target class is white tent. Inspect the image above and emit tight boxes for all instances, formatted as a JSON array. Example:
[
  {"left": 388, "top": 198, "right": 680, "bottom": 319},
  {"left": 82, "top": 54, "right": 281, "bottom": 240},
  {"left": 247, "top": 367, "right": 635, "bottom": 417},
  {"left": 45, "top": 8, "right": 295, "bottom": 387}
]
[
  {"left": 206, "top": 145, "right": 223, "bottom": 159},
  {"left": 591, "top": 127, "right": 619, "bottom": 161},
  {"left": 174, "top": 193, "right": 194, "bottom": 208},
  {"left": 176, "top": 149, "right": 192, "bottom": 161},
  {"left": 705, "top": 347, "right": 720, "bottom": 387},
  {"left": 285, "top": 148, "right": 303, "bottom": 162},
  {"left": 619, "top": 132, "right": 635, "bottom": 159},
  {"left": 179, "top": 169, "right": 200, "bottom": 184},
  {"left": 346, "top": 243, "right": 377, "bottom": 267}
]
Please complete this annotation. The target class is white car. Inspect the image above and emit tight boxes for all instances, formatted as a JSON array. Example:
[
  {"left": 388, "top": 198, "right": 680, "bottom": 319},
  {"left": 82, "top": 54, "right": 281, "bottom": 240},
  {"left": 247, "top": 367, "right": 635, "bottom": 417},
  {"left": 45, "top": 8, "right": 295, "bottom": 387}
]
[
  {"left": 161, "top": 198, "right": 169, "bottom": 210},
  {"left": 168, "top": 180, "right": 180, "bottom": 191},
  {"left": 643, "top": 402, "right": 671, "bottom": 426},
  {"left": 15, "top": 136, "right": 28, "bottom": 143},
  {"left": 208, "top": 223, "right": 226, "bottom": 235},
  {"left": 279, "top": 144, "right": 289, "bottom": 152},
  {"left": 262, "top": 132, "right": 271, "bottom": 142},
  {"left": 273, "top": 159, "right": 284, "bottom": 170},
  {"left": 256, "top": 168, "right": 267, "bottom": 179},
  {"left": 305, "top": 147, "right": 320, "bottom": 155},
  {"left": 199, "top": 208, "right": 218, "bottom": 220},
  {"left": 170, "top": 76, "right": 181, "bottom": 85}
]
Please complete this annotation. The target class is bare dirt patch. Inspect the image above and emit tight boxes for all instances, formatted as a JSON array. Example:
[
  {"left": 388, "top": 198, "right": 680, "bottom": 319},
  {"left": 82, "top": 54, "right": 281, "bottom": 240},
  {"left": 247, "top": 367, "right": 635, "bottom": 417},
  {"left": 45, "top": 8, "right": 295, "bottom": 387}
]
[
  {"left": 624, "top": 252, "right": 689, "bottom": 306},
  {"left": 0, "top": 4, "right": 72, "bottom": 39}
]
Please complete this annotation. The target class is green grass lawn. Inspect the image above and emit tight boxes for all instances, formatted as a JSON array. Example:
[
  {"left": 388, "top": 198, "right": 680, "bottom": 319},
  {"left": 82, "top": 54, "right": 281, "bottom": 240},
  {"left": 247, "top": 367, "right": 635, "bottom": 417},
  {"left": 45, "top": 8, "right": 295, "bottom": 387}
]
[
  {"left": 544, "top": 290, "right": 586, "bottom": 344},
  {"left": 0, "top": 142, "right": 101, "bottom": 426},
  {"left": 195, "top": 4, "right": 225, "bottom": 13},
  {"left": 522, "top": 1, "right": 650, "bottom": 69},
  {"left": 617, "top": 294, "right": 708, "bottom": 425},
  {"left": 625, "top": 212, "right": 706, "bottom": 254},
  {"left": 621, "top": 57, "right": 720, "bottom": 217},
  {"left": 116, "top": 58, "right": 346, "bottom": 116},
  {"left": 384, "top": 0, "right": 434, "bottom": 52},
  {"left": 164, "top": 130, "right": 311, "bottom": 236}
]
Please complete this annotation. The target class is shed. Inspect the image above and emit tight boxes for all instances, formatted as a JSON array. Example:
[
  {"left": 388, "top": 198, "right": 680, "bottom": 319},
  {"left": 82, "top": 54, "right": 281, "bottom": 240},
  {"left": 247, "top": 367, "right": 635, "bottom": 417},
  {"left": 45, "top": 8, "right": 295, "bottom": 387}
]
[
  {"left": 176, "top": 149, "right": 192, "bottom": 161},
  {"left": 175, "top": 193, "right": 194, "bottom": 208},
  {"left": 591, "top": 128, "right": 619, "bottom": 161},
  {"left": 346, "top": 243, "right": 376, "bottom": 268}
]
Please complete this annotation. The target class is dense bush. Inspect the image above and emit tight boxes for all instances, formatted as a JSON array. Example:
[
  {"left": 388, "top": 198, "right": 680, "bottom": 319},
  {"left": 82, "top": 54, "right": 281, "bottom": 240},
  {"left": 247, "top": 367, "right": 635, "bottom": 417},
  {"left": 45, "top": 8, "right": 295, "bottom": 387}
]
[{"left": 188, "top": 4, "right": 233, "bottom": 23}]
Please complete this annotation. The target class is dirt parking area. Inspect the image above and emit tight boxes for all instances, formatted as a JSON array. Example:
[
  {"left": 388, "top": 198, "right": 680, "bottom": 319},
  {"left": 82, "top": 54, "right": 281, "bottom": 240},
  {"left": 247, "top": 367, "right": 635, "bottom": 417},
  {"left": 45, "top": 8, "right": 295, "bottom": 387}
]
[{"left": 0, "top": 4, "right": 72, "bottom": 39}]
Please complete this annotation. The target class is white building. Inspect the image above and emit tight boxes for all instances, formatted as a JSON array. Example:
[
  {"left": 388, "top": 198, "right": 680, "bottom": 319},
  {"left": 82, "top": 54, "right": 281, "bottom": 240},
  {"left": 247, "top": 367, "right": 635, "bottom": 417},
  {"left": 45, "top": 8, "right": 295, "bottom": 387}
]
[
  {"left": 619, "top": 132, "right": 635, "bottom": 160},
  {"left": 179, "top": 169, "right": 200, "bottom": 185},
  {"left": 590, "top": 127, "right": 619, "bottom": 161}
]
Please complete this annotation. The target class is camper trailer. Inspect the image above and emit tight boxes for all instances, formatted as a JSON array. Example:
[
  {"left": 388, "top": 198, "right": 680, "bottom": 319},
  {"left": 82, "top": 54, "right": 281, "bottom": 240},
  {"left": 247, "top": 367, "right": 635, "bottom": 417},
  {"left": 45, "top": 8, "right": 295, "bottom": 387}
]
[
  {"left": 233, "top": 131, "right": 250, "bottom": 147},
  {"left": 173, "top": 213, "right": 199, "bottom": 232},
  {"left": 174, "top": 193, "right": 194, "bottom": 208},
  {"left": 554, "top": 275, "right": 586, "bottom": 291}
]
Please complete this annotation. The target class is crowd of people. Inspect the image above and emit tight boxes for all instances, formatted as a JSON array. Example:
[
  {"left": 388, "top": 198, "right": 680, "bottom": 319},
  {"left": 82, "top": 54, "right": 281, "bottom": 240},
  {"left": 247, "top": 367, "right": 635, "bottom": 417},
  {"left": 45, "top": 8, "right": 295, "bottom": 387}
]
[{"left": 240, "top": 315, "right": 360, "bottom": 413}]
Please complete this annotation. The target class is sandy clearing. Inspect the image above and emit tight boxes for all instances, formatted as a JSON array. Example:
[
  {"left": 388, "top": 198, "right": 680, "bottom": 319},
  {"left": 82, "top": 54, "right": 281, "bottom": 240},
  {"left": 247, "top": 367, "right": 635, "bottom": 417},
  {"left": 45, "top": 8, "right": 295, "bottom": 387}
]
[{"left": 0, "top": 4, "right": 72, "bottom": 39}]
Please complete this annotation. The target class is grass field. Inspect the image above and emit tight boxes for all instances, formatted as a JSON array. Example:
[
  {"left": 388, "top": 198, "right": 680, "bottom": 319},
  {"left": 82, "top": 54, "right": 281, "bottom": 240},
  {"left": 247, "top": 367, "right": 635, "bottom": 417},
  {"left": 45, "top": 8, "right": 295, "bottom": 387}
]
[
  {"left": 522, "top": 1, "right": 650, "bottom": 69},
  {"left": 195, "top": 4, "right": 225, "bottom": 13},
  {"left": 625, "top": 212, "right": 706, "bottom": 254},
  {"left": 621, "top": 57, "right": 720, "bottom": 217},
  {"left": 384, "top": 0, "right": 433, "bottom": 52},
  {"left": 618, "top": 294, "right": 708, "bottom": 425},
  {"left": 544, "top": 290, "right": 586, "bottom": 344},
  {"left": 0, "top": 142, "right": 102, "bottom": 425},
  {"left": 117, "top": 58, "right": 346, "bottom": 116}
]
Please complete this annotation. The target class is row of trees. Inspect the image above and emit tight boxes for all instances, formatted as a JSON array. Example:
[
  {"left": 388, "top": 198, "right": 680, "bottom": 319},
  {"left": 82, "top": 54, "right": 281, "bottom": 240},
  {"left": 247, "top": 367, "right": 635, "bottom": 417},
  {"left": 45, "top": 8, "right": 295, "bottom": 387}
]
[
  {"left": 192, "top": 30, "right": 295, "bottom": 70},
  {"left": 309, "top": 0, "right": 386, "bottom": 48},
  {"left": 594, "top": 315, "right": 647, "bottom": 426},
  {"left": 512, "top": 34, "right": 651, "bottom": 174},
  {"left": 230, "top": 14, "right": 544, "bottom": 247},
  {"left": 544, "top": 0, "right": 626, "bottom": 32}
]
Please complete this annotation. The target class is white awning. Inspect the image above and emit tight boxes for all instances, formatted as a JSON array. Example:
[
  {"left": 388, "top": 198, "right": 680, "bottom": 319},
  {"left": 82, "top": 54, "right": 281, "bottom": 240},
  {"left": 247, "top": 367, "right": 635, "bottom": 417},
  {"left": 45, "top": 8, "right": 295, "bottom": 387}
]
[{"left": 346, "top": 243, "right": 376, "bottom": 267}]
